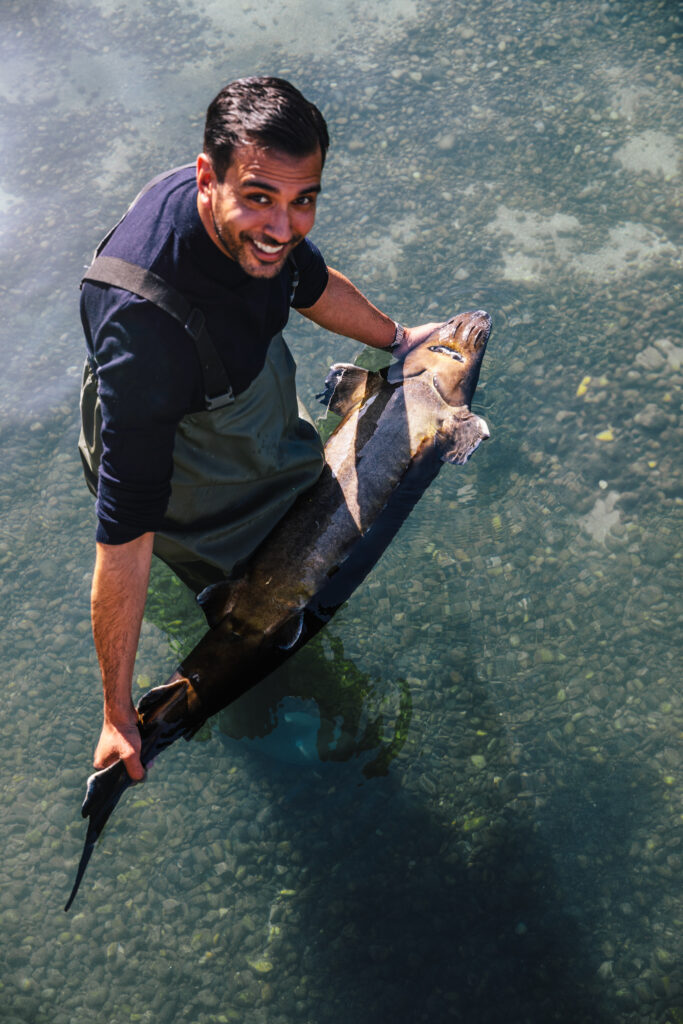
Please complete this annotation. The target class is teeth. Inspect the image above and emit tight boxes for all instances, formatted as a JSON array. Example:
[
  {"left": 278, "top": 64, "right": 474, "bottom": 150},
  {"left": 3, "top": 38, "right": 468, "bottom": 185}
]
[{"left": 253, "top": 240, "right": 284, "bottom": 255}]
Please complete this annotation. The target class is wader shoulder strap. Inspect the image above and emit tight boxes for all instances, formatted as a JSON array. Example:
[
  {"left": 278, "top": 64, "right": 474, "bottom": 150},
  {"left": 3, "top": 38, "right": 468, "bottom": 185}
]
[
  {"left": 82, "top": 254, "right": 234, "bottom": 409},
  {"left": 93, "top": 163, "right": 195, "bottom": 256}
]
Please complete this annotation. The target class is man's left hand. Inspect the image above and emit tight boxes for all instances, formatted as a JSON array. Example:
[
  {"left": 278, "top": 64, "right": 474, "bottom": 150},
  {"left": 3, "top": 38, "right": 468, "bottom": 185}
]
[{"left": 391, "top": 322, "right": 445, "bottom": 361}]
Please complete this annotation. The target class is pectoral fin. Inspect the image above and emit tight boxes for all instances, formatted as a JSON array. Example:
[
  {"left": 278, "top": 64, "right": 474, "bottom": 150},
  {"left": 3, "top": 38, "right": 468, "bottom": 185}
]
[
  {"left": 197, "top": 580, "right": 237, "bottom": 628},
  {"left": 137, "top": 677, "right": 189, "bottom": 718},
  {"left": 440, "top": 411, "right": 490, "bottom": 465},
  {"left": 274, "top": 610, "right": 305, "bottom": 651},
  {"left": 385, "top": 362, "right": 404, "bottom": 385},
  {"left": 386, "top": 361, "right": 425, "bottom": 386},
  {"left": 317, "top": 364, "right": 372, "bottom": 416}
]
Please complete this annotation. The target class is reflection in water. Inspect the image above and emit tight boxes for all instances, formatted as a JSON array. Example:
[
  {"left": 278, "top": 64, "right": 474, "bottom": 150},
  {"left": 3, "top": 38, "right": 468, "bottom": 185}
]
[
  {"left": 147, "top": 558, "right": 413, "bottom": 776},
  {"left": 215, "top": 633, "right": 412, "bottom": 778}
]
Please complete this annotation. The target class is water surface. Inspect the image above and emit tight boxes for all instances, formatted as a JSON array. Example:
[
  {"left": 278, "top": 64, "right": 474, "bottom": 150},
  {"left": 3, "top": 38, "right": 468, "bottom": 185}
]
[{"left": 0, "top": 1, "right": 681, "bottom": 1022}]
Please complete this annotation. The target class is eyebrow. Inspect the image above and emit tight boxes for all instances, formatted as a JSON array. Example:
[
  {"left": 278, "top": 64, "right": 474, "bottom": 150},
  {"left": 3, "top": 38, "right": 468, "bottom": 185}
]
[{"left": 241, "top": 179, "right": 322, "bottom": 196}]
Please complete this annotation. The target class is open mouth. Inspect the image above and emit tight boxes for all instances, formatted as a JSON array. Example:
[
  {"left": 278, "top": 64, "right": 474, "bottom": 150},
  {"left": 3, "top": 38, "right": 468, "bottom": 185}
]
[{"left": 252, "top": 238, "right": 285, "bottom": 256}]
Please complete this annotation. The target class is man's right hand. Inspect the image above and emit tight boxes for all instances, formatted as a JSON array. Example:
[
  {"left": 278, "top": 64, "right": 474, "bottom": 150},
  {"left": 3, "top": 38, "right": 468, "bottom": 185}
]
[
  {"left": 90, "top": 533, "right": 155, "bottom": 784},
  {"left": 94, "top": 713, "right": 145, "bottom": 781}
]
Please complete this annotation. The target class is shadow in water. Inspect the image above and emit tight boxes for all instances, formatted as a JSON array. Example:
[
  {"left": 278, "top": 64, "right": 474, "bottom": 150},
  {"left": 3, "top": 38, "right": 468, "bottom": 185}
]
[
  {"left": 249, "top": 750, "right": 664, "bottom": 1023},
  {"left": 280, "top": 798, "right": 612, "bottom": 1024},
  {"left": 120, "top": 615, "right": 677, "bottom": 1024},
  {"left": 200, "top": 636, "right": 622, "bottom": 1023}
]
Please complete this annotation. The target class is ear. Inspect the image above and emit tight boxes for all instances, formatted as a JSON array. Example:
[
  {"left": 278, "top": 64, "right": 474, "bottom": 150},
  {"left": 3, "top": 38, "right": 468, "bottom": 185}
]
[
  {"left": 196, "top": 153, "right": 216, "bottom": 204},
  {"left": 440, "top": 411, "right": 490, "bottom": 465}
]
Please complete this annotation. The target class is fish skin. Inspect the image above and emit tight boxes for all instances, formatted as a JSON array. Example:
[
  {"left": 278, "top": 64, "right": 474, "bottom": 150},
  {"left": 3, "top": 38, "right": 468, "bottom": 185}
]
[{"left": 65, "top": 308, "right": 491, "bottom": 911}]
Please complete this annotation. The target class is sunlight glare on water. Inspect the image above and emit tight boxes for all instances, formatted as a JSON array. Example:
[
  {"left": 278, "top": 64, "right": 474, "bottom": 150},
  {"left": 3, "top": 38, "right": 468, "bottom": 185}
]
[{"left": 0, "top": 1, "right": 680, "bottom": 1022}]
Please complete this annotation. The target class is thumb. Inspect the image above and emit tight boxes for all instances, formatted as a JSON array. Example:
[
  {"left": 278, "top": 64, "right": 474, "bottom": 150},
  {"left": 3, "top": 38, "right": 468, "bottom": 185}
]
[
  {"left": 121, "top": 748, "right": 146, "bottom": 782},
  {"left": 394, "top": 322, "right": 443, "bottom": 359}
]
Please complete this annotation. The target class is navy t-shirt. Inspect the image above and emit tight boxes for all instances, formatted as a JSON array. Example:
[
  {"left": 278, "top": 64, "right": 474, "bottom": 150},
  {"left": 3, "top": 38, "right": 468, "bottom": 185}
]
[{"left": 80, "top": 164, "right": 328, "bottom": 545}]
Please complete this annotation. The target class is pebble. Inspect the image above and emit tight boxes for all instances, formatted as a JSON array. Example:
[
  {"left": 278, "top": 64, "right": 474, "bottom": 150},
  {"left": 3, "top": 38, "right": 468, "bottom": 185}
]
[
  {"left": 247, "top": 957, "right": 274, "bottom": 974},
  {"left": 634, "top": 404, "right": 670, "bottom": 432},
  {"left": 635, "top": 346, "right": 666, "bottom": 371}
]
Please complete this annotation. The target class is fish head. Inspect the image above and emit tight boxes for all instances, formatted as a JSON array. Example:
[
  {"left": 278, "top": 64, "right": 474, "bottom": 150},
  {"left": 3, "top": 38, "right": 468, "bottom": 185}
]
[{"left": 397, "top": 309, "right": 491, "bottom": 408}]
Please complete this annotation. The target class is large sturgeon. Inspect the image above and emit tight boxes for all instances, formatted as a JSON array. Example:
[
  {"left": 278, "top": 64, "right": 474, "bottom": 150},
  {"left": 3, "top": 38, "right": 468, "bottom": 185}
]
[{"left": 65, "top": 308, "right": 491, "bottom": 911}]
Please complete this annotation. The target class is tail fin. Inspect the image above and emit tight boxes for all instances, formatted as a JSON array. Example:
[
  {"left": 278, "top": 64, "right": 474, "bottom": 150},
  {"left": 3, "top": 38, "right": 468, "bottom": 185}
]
[
  {"left": 64, "top": 761, "right": 134, "bottom": 911},
  {"left": 65, "top": 679, "right": 198, "bottom": 912}
]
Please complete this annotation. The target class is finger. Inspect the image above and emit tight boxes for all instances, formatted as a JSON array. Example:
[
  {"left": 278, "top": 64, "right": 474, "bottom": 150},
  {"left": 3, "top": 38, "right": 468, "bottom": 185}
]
[{"left": 93, "top": 741, "right": 119, "bottom": 771}]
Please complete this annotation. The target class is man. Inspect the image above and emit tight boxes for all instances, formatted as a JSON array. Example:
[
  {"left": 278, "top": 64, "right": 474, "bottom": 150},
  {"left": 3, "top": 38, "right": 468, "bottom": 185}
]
[{"left": 79, "top": 76, "right": 441, "bottom": 782}]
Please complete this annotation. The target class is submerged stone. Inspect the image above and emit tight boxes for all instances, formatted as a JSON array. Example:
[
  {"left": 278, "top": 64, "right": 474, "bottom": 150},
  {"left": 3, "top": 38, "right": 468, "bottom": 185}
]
[{"left": 247, "top": 957, "right": 274, "bottom": 974}]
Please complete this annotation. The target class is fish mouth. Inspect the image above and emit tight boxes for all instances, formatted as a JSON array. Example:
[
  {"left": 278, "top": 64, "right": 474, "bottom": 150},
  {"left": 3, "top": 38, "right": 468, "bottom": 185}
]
[
  {"left": 389, "top": 308, "right": 491, "bottom": 395},
  {"left": 428, "top": 344, "right": 465, "bottom": 362}
]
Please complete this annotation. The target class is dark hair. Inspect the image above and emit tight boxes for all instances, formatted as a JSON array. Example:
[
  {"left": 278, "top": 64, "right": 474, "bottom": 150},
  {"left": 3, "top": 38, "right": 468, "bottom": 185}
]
[{"left": 204, "top": 76, "right": 329, "bottom": 180}]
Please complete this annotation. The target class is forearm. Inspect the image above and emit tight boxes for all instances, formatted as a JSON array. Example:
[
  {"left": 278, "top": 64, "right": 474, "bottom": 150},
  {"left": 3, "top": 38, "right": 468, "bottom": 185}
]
[
  {"left": 298, "top": 267, "right": 396, "bottom": 349},
  {"left": 91, "top": 532, "right": 154, "bottom": 725}
]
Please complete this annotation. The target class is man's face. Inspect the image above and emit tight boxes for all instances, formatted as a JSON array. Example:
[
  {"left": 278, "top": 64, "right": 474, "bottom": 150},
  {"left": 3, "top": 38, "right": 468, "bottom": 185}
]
[{"left": 196, "top": 143, "right": 323, "bottom": 278}]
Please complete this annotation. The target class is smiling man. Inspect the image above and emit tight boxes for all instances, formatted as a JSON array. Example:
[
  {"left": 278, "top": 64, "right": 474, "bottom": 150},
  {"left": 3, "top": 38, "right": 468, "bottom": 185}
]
[
  {"left": 78, "top": 76, "right": 441, "bottom": 780},
  {"left": 198, "top": 144, "right": 322, "bottom": 275}
]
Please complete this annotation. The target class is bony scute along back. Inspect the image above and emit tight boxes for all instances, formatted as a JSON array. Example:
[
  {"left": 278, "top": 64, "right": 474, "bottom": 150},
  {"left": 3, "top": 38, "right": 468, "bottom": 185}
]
[{"left": 65, "top": 309, "right": 492, "bottom": 912}]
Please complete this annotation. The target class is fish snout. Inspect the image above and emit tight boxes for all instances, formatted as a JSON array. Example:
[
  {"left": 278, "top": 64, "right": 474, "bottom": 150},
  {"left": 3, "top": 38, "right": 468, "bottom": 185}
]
[
  {"left": 462, "top": 310, "right": 491, "bottom": 351},
  {"left": 440, "top": 309, "right": 491, "bottom": 354}
]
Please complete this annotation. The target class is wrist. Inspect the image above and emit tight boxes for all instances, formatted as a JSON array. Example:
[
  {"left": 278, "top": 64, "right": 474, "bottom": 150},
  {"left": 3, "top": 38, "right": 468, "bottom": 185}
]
[
  {"left": 103, "top": 701, "right": 137, "bottom": 727},
  {"left": 384, "top": 321, "right": 405, "bottom": 352}
]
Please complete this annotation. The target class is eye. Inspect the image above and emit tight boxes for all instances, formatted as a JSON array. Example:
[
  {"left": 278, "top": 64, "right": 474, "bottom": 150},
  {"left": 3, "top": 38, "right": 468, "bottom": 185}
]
[
  {"left": 246, "top": 193, "right": 271, "bottom": 205},
  {"left": 428, "top": 345, "right": 465, "bottom": 363}
]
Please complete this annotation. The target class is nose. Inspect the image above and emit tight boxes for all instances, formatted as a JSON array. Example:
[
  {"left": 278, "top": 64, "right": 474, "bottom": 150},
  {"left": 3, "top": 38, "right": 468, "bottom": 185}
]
[{"left": 264, "top": 205, "right": 293, "bottom": 244}]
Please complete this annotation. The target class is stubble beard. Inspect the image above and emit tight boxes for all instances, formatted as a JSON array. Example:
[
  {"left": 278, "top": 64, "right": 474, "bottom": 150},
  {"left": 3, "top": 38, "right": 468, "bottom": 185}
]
[{"left": 210, "top": 206, "right": 296, "bottom": 279}]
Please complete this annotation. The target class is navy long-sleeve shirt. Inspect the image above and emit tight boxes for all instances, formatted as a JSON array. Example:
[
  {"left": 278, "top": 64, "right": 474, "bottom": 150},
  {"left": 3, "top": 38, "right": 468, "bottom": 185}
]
[{"left": 80, "top": 164, "right": 328, "bottom": 544}]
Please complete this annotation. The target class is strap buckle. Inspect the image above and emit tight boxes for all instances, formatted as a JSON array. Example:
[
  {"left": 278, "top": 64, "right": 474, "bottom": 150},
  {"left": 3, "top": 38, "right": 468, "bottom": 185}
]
[
  {"left": 186, "top": 308, "right": 235, "bottom": 408},
  {"left": 204, "top": 388, "right": 235, "bottom": 410}
]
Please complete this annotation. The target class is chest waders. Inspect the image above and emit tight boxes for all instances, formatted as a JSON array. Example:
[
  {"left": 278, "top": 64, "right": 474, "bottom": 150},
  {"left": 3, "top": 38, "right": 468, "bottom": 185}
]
[{"left": 79, "top": 167, "right": 324, "bottom": 592}]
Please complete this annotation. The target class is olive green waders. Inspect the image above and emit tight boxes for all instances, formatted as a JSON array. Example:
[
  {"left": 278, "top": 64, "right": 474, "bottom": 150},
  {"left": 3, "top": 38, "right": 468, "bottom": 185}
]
[{"left": 79, "top": 262, "right": 324, "bottom": 593}]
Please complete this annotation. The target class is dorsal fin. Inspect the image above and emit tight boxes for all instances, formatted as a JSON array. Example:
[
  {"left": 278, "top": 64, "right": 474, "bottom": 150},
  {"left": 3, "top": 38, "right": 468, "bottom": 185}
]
[
  {"left": 317, "top": 364, "right": 373, "bottom": 416},
  {"left": 196, "top": 579, "right": 238, "bottom": 629}
]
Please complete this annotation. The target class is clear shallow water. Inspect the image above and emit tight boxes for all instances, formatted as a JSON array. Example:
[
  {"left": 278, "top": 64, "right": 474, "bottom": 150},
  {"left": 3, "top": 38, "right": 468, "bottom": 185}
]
[{"left": 0, "top": 1, "right": 681, "bottom": 1022}]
